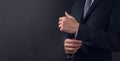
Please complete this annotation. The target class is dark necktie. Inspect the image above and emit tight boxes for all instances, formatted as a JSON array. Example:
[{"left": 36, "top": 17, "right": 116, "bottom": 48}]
[{"left": 84, "top": 0, "right": 92, "bottom": 17}]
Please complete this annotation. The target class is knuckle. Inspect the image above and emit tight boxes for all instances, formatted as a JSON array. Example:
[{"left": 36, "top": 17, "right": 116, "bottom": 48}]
[
  {"left": 66, "top": 38, "right": 69, "bottom": 40},
  {"left": 65, "top": 39, "right": 69, "bottom": 42},
  {"left": 69, "top": 48, "right": 75, "bottom": 51},
  {"left": 62, "top": 23, "right": 64, "bottom": 26},
  {"left": 65, "top": 48, "right": 75, "bottom": 52},
  {"left": 71, "top": 40, "right": 75, "bottom": 43},
  {"left": 60, "top": 27, "right": 63, "bottom": 31},
  {"left": 76, "top": 40, "right": 82, "bottom": 44},
  {"left": 60, "top": 29, "right": 62, "bottom": 31},
  {"left": 62, "top": 17, "right": 66, "bottom": 20},
  {"left": 64, "top": 43, "right": 67, "bottom": 47}
]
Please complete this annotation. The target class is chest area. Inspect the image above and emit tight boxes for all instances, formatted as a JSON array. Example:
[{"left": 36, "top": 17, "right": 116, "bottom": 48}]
[{"left": 72, "top": 0, "right": 115, "bottom": 30}]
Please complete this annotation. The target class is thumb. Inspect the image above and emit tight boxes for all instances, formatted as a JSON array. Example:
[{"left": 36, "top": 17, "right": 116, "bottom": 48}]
[{"left": 65, "top": 11, "right": 73, "bottom": 18}]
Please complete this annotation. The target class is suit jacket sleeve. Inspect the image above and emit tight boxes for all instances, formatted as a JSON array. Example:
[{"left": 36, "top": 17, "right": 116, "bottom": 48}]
[{"left": 76, "top": 1, "right": 120, "bottom": 52}]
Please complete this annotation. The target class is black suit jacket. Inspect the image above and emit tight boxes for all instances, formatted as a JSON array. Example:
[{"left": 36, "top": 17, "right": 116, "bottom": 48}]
[{"left": 65, "top": 0, "right": 120, "bottom": 61}]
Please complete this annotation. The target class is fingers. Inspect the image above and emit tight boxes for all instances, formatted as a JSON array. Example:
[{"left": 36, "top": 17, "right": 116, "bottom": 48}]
[
  {"left": 58, "top": 12, "right": 78, "bottom": 33},
  {"left": 58, "top": 14, "right": 72, "bottom": 27},
  {"left": 64, "top": 43, "right": 82, "bottom": 48},
  {"left": 65, "top": 11, "right": 73, "bottom": 18},
  {"left": 59, "top": 11, "right": 74, "bottom": 22},
  {"left": 58, "top": 17, "right": 67, "bottom": 31},
  {"left": 59, "top": 16, "right": 68, "bottom": 21},
  {"left": 59, "top": 11, "right": 73, "bottom": 21},
  {"left": 65, "top": 38, "right": 83, "bottom": 44},
  {"left": 64, "top": 38, "right": 83, "bottom": 54},
  {"left": 64, "top": 39, "right": 82, "bottom": 48},
  {"left": 65, "top": 47, "right": 78, "bottom": 54},
  {"left": 59, "top": 17, "right": 64, "bottom": 21},
  {"left": 58, "top": 17, "right": 73, "bottom": 32}
]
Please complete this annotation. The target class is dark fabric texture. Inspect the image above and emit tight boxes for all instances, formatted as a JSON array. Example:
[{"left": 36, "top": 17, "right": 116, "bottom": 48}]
[{"left": 64, "top": 0, "right": 120, "bottom": 61}]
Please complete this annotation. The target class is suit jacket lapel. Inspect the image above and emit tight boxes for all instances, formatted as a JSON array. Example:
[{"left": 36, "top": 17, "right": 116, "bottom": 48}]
[
  {"left": 83, "top": 0, "right": 101, "bottom": 23},
  {"left": 71, "top": 0, "right": 86, "bottom": 23}
]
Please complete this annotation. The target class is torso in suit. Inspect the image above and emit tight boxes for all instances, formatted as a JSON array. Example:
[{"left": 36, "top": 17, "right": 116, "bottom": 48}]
[{"left": 65, "top": 0, "right": 120, "bottom": 61}]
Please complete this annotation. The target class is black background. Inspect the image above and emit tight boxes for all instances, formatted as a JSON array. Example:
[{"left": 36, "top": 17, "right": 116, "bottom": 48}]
[{"left": 0, "top": 0, "right": 119, "bottom": 61}]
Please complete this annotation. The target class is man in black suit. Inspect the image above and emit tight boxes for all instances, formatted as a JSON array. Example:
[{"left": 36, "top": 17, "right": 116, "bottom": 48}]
[{"left": 58, "top": 0, "right": 120, "bottom": 61}]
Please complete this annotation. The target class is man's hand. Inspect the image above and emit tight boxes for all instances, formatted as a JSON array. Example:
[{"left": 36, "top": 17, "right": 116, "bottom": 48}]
[
  {"left": 64, "top": 38, "right": 83, "bottom": 54},
  {"left": 58, "top": 12, "right": 80, "bottom": 34}
]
